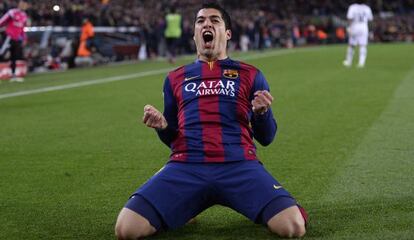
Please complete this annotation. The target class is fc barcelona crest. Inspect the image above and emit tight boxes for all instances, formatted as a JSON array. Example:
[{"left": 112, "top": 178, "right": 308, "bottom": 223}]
[{"left": 223, "top": 69, "right": 239, "bottom": 79}]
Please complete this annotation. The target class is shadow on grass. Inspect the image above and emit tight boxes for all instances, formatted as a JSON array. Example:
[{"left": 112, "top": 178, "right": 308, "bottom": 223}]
[
  {"left": 145, "top": 196, "right": 414, "bottom": 240},
  {"left": 149, "top": 218, "right": 279, "bottom": 240}
]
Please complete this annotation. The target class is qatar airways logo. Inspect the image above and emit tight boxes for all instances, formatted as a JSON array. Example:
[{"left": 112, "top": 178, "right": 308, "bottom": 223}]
[{"left": 184, "top": 80, "right": 236, "bottom": 97}]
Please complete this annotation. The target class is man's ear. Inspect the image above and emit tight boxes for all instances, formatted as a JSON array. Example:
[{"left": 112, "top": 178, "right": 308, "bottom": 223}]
[{"left": 226, "top": 29, "right": 232, "bottom": 41}]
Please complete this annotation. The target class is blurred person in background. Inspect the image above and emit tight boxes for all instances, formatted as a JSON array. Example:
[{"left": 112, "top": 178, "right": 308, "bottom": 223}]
[
  {"left": 164, "top": 6, "right": 182, "bottom": 64},
  {"left": 335, "top": 26, "right": 346, "bottom": 43},
  {"left": 75, "top": 18, "right": 95, "bottom": 67},
  {"left": 343, "top": 0, "right": 373, "bottom": 68},
  {"left": 0, "top": 0, "right": 28, "bottom": 82}
]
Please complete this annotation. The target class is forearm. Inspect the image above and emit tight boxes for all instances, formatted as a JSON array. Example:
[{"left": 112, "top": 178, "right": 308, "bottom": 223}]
[
  {"left": 156, "top": 124, "right": 178, "bottom": 147},
  {"left": 252, "top": 108, "right": 277, "bottom": 146},
  {"left": 143, "top": 104, "right": 177, "bottom": 147}
]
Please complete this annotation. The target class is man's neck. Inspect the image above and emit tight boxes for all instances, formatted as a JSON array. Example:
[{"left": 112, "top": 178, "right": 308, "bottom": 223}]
[{"left": 198, "top": 52, "right": 228, "bottom": 62}]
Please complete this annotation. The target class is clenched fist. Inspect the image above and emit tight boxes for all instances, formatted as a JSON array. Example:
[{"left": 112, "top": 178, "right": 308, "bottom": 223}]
[
  {"left": 251, "top": 90, "right": 273, "bottom": 115},
  {"left": 142, "top": 105, "right": 168, "bottom": 130}
]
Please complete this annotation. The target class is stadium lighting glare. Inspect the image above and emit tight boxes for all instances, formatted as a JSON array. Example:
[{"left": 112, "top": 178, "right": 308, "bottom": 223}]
[{"left": 53, "top": 5, "right": 60, "bottom": 12}]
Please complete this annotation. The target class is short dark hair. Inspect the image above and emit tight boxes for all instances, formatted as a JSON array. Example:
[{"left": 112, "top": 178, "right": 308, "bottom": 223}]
[{"left": 196, "top": 2, "right": 232, "bottom": 31}]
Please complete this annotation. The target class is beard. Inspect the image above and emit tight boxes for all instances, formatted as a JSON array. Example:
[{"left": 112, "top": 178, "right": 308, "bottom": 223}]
[{"left": 201, "top": 48, "right": 214, "bottom": 59}]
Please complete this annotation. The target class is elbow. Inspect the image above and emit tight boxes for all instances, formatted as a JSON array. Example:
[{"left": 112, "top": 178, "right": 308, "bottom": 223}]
[
  {"left": 260, "top": 140, "right": 272, "bottom": 147},
  {"left": 158, "top": 132, "right": 176, "bottom": 147},
  {"left": 160, "top": 138, "right": 172, "bottom": 147},
  {"left": 156, "top": 130, "right": 175, "bottom": 147},
  {"left": 255, "top": 125, "right": 277, "bottom": 146},
  {"left": 258, "top": 134, "right": 276, "bottom": 146}
]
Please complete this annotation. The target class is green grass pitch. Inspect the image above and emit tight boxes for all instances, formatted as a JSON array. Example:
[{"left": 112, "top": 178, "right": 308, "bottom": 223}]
[{"left": 0, "top": 43, "right": 413, "bottom": 239}]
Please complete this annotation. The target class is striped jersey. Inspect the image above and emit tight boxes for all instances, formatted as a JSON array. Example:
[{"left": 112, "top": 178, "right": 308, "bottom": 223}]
[{"left": 157, "top": 58, "right": 277, "bottom": 163}]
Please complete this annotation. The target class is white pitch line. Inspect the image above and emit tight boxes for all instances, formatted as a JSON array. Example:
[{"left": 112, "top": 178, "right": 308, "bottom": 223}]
[
  {"left": 0, "top": 68, "right": 171, "bottom": 100},
  {"left": 0, "top": 48, "right": 314, "bottom": 100}
]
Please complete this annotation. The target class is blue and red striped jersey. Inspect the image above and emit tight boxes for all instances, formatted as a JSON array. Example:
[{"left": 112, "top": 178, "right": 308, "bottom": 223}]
[{"left": 157, "top": 58, "right": 277, "bottom": 163}]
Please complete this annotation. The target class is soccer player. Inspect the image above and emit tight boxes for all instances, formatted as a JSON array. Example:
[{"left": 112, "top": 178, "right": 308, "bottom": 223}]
[
  {"left": 343, "top": 0, "right": 373, "bottom": 68},
  {"left": 115, "top": 2, "right": 307, "bottom": 239},
  {"left": 0, "top": 0, "right": 28, "bottom": 82}
]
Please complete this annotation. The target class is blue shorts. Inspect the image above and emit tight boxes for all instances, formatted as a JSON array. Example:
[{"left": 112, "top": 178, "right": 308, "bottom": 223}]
[{"left": 125, "top": 161, "right": 297, "bottom": 230}]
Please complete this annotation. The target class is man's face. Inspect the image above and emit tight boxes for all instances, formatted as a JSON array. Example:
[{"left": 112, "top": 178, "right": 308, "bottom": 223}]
[
  {"left": 18, "top": 1, "right": 29, "bottom": 11},
  {"left": 194, "top": 8, "right": 231, "bottom": 60}
]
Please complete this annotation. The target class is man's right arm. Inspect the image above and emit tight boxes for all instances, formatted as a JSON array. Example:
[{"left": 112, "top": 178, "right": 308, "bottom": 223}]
[{"left": 142, "top": 77, "right": 178, "bottom": 147}]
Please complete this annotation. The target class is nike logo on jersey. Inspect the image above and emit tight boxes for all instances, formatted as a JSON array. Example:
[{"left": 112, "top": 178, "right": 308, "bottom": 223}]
[
  {"left": 273, "top": 184, "right": 283, "bottom": 190},
  {"left": 184, "top": 75, "right": 200, "bottom": 81}
]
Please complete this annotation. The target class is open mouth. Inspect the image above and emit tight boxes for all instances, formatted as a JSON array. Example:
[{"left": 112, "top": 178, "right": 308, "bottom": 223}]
[{"left": 202, "top": 31, "right": 214, "bottom": 46}]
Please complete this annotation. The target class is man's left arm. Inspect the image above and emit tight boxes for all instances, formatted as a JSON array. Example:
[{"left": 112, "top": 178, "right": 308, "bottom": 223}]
[{"left": 250, "top": 71, "right": 277, "bottom": 146}]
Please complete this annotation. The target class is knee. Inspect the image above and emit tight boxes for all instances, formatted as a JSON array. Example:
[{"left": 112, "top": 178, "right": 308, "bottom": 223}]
[
  {"left": 114, "top": 222, "right": 136, "bottom": 240},
  {"left": 115, "top": 220, "right": 151, "bottom": 240},
  {"left": 114, "top": 222, "right": 129, "bottom": 240},
  {"left": 115, "top": 212, "right": 155, "bottom": 240},
  {"left": 268, "top": 217, "right": 306, "bottom": 238}
]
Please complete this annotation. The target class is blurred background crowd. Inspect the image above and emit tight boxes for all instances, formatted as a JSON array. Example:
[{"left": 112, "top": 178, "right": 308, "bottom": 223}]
[{"left": 1, "top": 0, "right": 413, "bottom": 73}]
